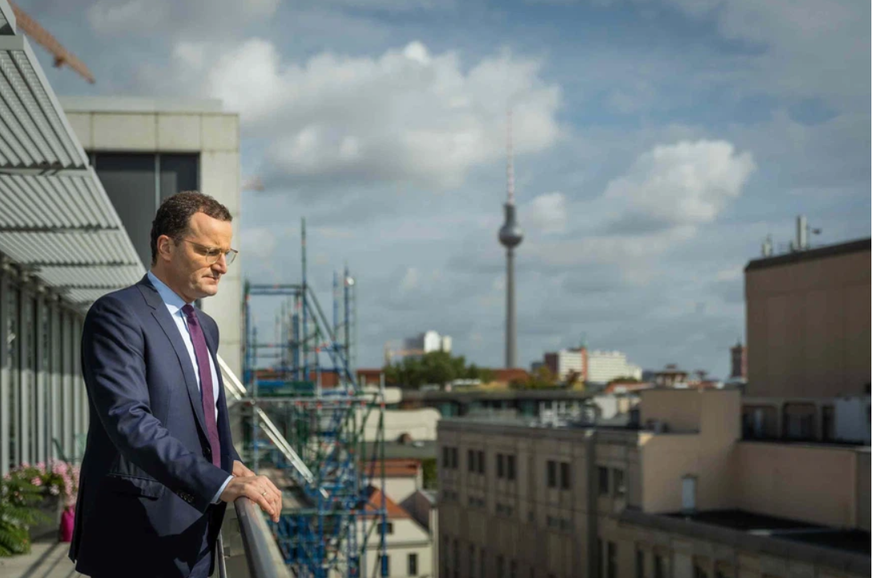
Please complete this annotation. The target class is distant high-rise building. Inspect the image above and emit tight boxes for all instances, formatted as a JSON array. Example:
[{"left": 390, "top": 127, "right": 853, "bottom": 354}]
[
  {"left": 394, "top": 331, "right": 452, "bottom": 362},
  {"left": 440, "top": 335, "right": 452, "bottom": 354},
  {"left": 543, "top": 349, "right": 587, "bottom": 381},
  {"left": 586, "top": 350, "right": 642, "bottom": 384},
  {"left": 730, "top": 341, "right": 747, "bottom": 380}
]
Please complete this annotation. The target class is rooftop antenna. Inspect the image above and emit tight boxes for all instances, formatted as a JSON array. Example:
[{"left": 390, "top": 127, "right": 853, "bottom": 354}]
[{"left": 761, "top": 234, "right": 773, "bottom": 257}]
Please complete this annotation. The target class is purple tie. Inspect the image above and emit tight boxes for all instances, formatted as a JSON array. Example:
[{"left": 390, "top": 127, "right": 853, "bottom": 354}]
[{"left": 182, "top": 304, "right": 221, "bottom": 467}]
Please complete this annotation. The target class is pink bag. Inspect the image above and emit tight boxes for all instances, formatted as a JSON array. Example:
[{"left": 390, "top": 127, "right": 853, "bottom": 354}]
[{"left": 59, "top": 506, "right": 75, "bottom": 543}]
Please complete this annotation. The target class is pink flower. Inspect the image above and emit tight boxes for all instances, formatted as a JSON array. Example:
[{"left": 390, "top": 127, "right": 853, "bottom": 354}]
[{"left": 31, "top": 477, "right": 42, "bottom": 486}]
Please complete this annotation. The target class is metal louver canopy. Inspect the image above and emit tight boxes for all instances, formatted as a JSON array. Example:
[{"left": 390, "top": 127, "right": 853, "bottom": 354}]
[{"left": 0, "top": 0, "right": 143, "bottom": 307}]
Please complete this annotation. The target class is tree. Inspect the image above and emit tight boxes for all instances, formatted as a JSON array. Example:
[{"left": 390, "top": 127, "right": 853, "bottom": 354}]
[
  {"left": 511, "top": 366, "right": 558, "bottom": 390},
  {"left": 383, "top": 351, "right": 489, "bottom": 389}
]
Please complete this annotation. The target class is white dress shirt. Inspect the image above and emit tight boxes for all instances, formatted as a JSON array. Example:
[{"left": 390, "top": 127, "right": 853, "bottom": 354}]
[{"left": 147, "top": 271, "right": 232, "bottom": 503}]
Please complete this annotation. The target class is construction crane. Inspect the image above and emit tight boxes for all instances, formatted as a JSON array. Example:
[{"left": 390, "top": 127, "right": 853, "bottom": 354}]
[
  {"left": 10, "top": 1, "right": 95, "bottom": 83},
  {"left": 242, "top": 175, "right": 265, "bottom": 191}
]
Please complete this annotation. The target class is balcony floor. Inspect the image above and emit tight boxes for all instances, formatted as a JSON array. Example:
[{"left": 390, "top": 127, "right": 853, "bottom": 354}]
[{"left": 0, "top": 539, "right": 84, "bottom": 578}]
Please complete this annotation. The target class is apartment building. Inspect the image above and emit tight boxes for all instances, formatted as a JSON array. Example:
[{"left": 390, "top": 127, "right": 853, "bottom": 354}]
[
  {"left": 437, "top": 388, "right": 870, "bottom": 578},
  {"left": 544, "top": 349, "right": 587, "bottom": 381}
]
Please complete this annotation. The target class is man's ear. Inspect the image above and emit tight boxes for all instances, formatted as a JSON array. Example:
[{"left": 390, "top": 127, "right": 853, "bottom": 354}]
[{"left": 157, "top": 235, "right": 174, "bottom": 262}]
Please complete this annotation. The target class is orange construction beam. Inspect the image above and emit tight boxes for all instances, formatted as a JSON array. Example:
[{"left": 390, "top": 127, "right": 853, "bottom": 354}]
[{"left": 10, "top": 2, "right": 95, "bottom": 84}]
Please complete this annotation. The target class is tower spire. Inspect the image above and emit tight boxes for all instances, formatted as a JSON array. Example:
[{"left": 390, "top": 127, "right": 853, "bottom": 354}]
[{"left": 507, "top": 108, "right": 515, "bottom": 205}]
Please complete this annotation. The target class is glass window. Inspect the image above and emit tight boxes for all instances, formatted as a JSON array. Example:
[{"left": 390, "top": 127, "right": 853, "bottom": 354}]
[
  {"left": 508, "top": 455, "right": 516, "bottom": 481},
  {"left": 469, "top": 449, "right": 475, "bottom": 472},
  {"left": 94, "top": 154, "right": 159, "bottom": 267},
  {"left": 614, "top": 469, "right": 626, "bottom": 498},
  {"left": 607, "top": 542, "right": 617, "bottom": 578},
  {"left": 408, "top": 552, "right": 418, "bottom": 576},
  {"left": 452, "top": 448, "right": 458, "bottom": 469},
  {"left": 443, "top": 446, "right": 449, "bottom": 468},
  {"left": 497, "top": 454, "right": 505, "bottom": 478},
  {"left": 480, "top": 547, "right": 486, "bottom": 578},
  {"left": 636, "top": 548, "right": 645, "bottom": 578},
  {"left": 26, "top": 295, "right": 37, "bottom": 463},
  {"left": 159, "top": 154, "right": 199, "bottom": 202},
  {"left": 497, "top": 555, "right": 505, "bottom": 577},
  {"left": 597, "top": 539, "right": 603, "bottom": 578},
  {"left": 560, "top": 462, "right": 571, "bottom": 490},
  {"left": 478, "top": 450, "right": 485, "bottom": 474},
  {"left": 7, "top": 284, "right": 19, "bottom": 470},
  {"left": 598, "top": 467, "right": 609, "bottom": 495},
  {"left": 547, "top": 460, "right": 556, "bottom": 488},
  {"left": 654, "top": 554, "right": 665, "bottom": 578},
  {"left": 469, "top": 545, "right": 475, "bottom": 578}
]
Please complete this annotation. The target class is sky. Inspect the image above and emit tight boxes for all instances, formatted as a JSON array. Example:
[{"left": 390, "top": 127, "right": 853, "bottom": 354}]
[{"left": 28, "top": 0, "right": 871, "bottom": 378}]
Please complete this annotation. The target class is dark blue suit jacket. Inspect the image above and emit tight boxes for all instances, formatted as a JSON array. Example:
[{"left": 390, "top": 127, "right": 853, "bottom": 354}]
[{"left": 70, "top": 275, "right": 240, "bottom": 578}]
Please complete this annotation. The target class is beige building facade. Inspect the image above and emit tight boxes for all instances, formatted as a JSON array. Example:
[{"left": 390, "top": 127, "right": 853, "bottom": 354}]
[
  {"left": 438, "top": 389, "right": 870, "bottom": 578},
  {"left": 744, "top": 239, "right": 870, "bottom": 400}
]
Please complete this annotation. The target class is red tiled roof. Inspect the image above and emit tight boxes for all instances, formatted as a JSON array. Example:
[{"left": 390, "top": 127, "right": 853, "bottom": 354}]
[
  {"left": 492, "top": 368, "right": 530, "bottom": 382},
  {"left": 360, "top": 459, "right": 421, "bottom": 478},
  {"left": 364, "top": 486, "right": 410, "bottom": 519}
]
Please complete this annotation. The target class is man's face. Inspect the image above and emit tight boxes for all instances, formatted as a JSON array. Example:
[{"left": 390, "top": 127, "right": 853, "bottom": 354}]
[{"left": 163, "top": 212, "right": 233, "bottom": 302}]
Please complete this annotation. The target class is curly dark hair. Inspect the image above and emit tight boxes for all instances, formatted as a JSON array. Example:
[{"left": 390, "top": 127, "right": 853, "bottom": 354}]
[{"left": 149, "top": 191, "right": 232, "bottom": 265}]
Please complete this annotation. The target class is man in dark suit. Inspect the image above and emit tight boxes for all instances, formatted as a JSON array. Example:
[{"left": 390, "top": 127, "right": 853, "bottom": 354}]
[{"left": 71, "top": 191, "right": 282, "bottom": 578}]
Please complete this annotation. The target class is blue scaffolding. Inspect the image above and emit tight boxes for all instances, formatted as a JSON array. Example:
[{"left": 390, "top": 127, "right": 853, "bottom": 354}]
[{"left": 242, "top": 219, "right": 387, "bottom": 578}]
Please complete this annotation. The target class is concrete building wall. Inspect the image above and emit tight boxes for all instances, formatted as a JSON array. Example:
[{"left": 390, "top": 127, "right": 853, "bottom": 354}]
[
  {"left": 639, "top": 389, "right": 704, "bottom": 432},
  {"left": 61, "top": 97, "right": 243, "bottom": 378},
  {"left": 362, "top": 407, "right": 441, "bottom": 442},
  {"left": 734, "top": 442, "right": 860, "bottom": 528},
  {"left": 745, "top": 243, "right": 871, "bottom": 399}
]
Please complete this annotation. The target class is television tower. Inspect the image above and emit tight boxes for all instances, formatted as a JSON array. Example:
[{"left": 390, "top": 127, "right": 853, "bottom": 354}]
[{"left": 498, "top": 110, "right": 523, "bottom": 368}]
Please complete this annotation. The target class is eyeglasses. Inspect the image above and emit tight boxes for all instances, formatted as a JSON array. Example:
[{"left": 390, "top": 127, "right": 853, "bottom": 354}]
[{"left": 179, "top": 239, "right": 238, "bottom": 266}]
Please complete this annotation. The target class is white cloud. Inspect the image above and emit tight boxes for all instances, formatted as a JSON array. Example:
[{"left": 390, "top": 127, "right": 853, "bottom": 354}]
[
  {"left": 177, "top": 40, "right": 561, "bottom": 190},
  {"left": 527, "top": 192, "right": 568, "bottom": 234},
  {"left": 604, "top": 140, "right": 755, "bottom": 229},
  {"left": 522, "top": 139, "right": 754, "bottom": 278}
]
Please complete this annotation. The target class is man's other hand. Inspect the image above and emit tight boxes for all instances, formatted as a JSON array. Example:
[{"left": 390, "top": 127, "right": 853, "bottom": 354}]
[
  {"left": 219, "top": 475, "right": 283, "bottom": 523},
  {"left": 232, "top": 460, "right": 255, "bottom": 478}
]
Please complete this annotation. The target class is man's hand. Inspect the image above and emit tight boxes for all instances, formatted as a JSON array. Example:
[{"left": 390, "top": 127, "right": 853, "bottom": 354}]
[
  {"left": 219, "top": 474, "right": 283, "bottom": 523},
  {"left": 232, "top": 460, "right": 255, "bottom": 478}
]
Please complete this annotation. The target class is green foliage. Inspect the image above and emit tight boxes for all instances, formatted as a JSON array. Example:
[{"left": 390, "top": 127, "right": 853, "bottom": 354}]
[
  {"left": 0, "top": 476, "right": 46, "bottom": 557},
  {"left": 510, "top": 366, "right": 559, "bottom": 390},
  {"left": 383, "top": 351, "right": 494, "bottom": 389},
  {"left": 606, "top": 375, "right": 641, "bottom": 385},
  {"left": 420, "top": 458, "right": 437, "bottom": 490}
]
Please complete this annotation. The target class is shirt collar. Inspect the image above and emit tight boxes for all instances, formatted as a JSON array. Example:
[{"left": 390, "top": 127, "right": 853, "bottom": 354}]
[{"left": 147, "top": 271, "right": 191, "bottom": 315}]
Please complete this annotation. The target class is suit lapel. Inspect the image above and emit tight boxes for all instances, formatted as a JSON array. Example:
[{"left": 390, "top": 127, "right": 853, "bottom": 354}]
[{"left": 137, "top": 276, "right": 209, "bottom": 440}]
